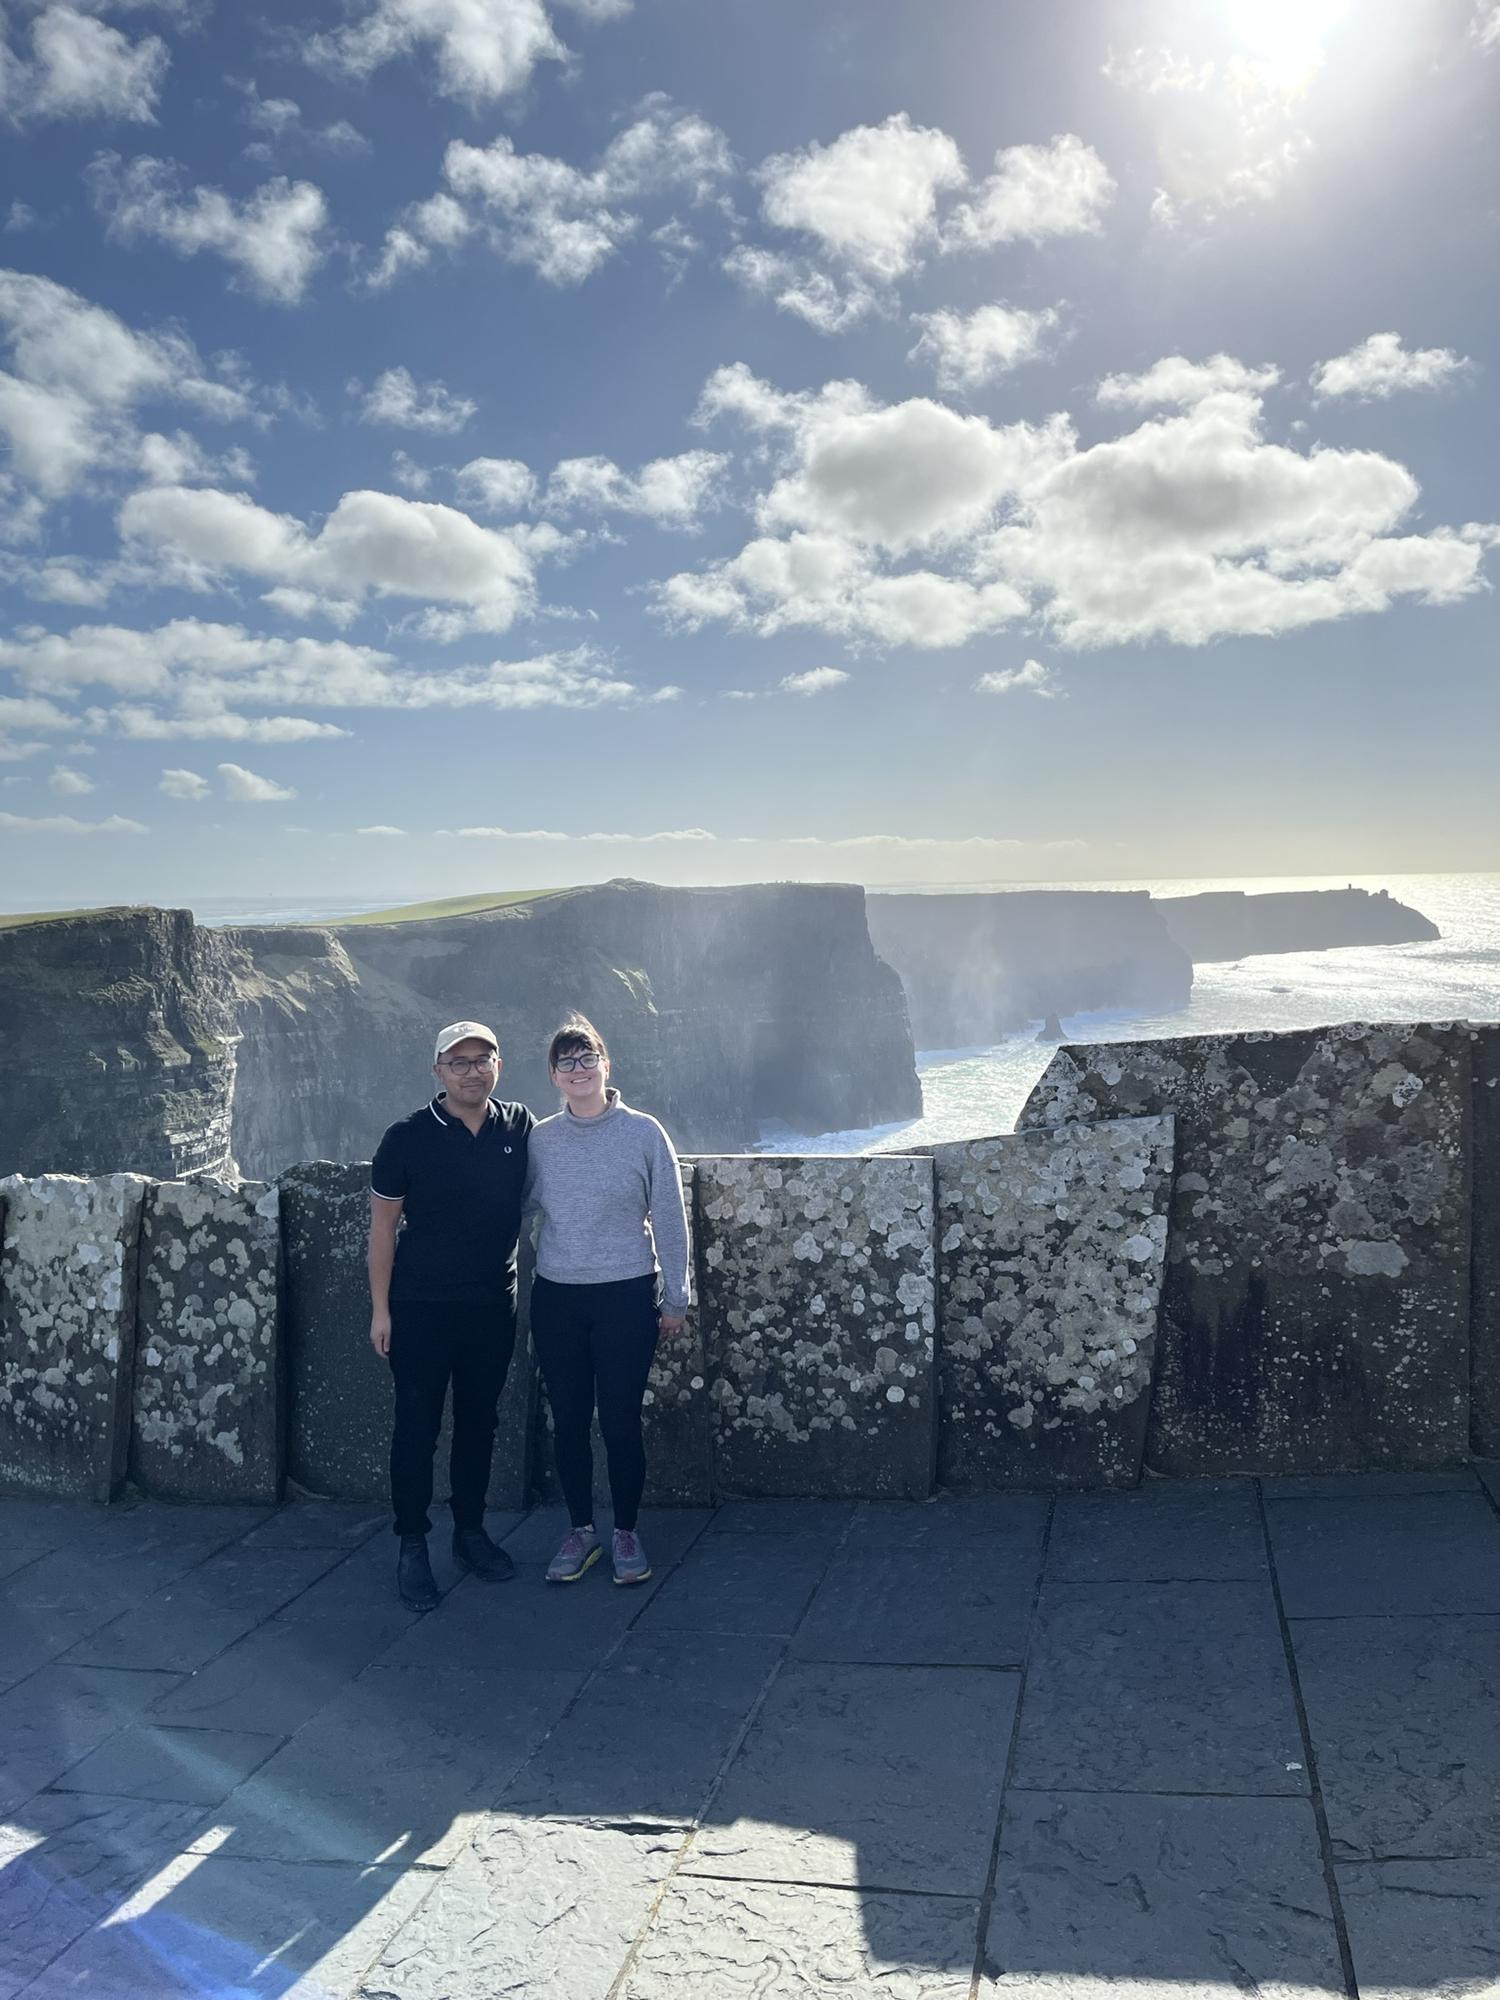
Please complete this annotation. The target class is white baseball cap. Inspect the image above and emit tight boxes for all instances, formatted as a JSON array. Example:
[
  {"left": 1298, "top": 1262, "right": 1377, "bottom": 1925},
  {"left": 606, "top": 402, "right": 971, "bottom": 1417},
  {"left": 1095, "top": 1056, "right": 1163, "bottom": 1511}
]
[{"left": 434, "top": 1020, "right": 499, "bottom": 1063}]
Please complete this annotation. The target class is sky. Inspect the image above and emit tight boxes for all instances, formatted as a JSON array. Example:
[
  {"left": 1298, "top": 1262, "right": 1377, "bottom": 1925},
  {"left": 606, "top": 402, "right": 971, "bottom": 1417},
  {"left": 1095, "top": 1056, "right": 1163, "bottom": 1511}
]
[{"left": 1, "top": 0, "right": 1497, "bottom": 908}]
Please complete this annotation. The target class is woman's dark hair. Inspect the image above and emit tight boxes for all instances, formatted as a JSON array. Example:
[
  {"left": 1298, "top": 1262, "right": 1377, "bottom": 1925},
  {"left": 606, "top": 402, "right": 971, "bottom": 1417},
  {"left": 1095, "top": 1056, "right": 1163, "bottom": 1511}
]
[{"left": 548, "top": 1014, "right": 608, "bottom": 1070}]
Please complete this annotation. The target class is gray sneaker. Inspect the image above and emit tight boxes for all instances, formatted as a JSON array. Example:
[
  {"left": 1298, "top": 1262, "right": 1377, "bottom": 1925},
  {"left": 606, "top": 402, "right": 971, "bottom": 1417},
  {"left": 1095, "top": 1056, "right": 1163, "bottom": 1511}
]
[
  {"left": 547, "top": 1526, "right": 601, "bottom": 1583},
  {"left": 612, "top": 1527, "right": 651, "bottom": 1585}
]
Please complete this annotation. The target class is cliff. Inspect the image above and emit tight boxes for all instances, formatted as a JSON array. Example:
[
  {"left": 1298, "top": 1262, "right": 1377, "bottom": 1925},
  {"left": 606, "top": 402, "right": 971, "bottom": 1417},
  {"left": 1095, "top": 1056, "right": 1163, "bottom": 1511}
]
[
  {"left": 232, "top": 878, "right": 919, "bottom": 1172},
  {"left": 866, "top": 890, "right": 1193, "bottom": 1049},
  {"left": 1158, "top": 886, "right": 1439, "bottom": 961},
  {"left": 0, "top": 882, "right": 921, "bottom": 1178},
  {"left": 0, "top": 908, "right": 240, "bottom": 1180}
]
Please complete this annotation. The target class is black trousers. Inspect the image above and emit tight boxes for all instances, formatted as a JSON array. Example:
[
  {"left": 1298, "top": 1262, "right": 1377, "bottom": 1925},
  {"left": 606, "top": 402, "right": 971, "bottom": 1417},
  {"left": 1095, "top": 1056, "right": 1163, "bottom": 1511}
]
[
  {"left": 529, "top": 1274, "right": 660, "bottom": 1532},
  {"left": 388, "top": 1297, "right": 516, "bottom": 1537}
]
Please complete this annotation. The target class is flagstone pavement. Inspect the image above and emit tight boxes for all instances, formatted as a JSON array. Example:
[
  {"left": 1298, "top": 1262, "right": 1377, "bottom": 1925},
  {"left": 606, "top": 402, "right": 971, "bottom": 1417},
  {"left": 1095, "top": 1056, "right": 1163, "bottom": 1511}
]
[{"left": 3, "top": 1468, "right": 1500, "bottom": 1998}]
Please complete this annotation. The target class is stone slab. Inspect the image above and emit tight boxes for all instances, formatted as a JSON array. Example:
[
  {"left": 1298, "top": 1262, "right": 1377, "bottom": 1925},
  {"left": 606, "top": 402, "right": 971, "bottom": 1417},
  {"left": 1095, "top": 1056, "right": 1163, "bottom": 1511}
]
[
  {"left": 60, "top": 1584, "right": 271, "bottom": 1674},
  {"left": 982, "top": 1793, "right": 1341, "bottom": 1999},
  {"left": 845, "top": 1493, "right": 1051, "bottom": 1554},
  {"left": 50, "top": 1724, "right": 281, "bottom": 1805},
  {"left": 0, "top": 1664, "right": 180, "bottom": 1815},
  {"left": 1266, "top": 1495, "right": 1500, "bottom": 1616},
  {"left": 0, "top": 1792, "right": 207, "bottom": 2000},
  {"left": 360, "top": 1818, "right": 684, "bottom": 2000},
  {"left": 130, "top": 1177, "right": 283, "bottom": 1505},
  {"left": 1263, "top": 1469, "right": 1480, "bottom": 1499},
  {"left": 150, "top": 1610, "right": 409, "bottom": 1737},
  {"left": 625, "top": 1876, "right": 979, "bottom": 1999},
  {"left": 280, "top": 1159, "right": 535, "bottom": 1510},
  {"left": 639, "top": 1533, "right": 830, "bottom": 1636},
  {"left": 792, "top": 1529, "right": 1043, "bottom": 1666},
  {"left": 706, "top": 1498, "right": 855, "bottom": 1540},
  {"left": 1021, "top": 1025, "right": 1473, "bottom": 1476},
  {"left": 1046, "top": 1480, "right": 1266, "bottom": 1583},
  {"left": 154, "top": 1543, "right": 345, "bottom": 1618},
  {"left": 1473, "top": 1025, "right": 1500, "bottom": 1456},
  {"left": 379, "top": 1560, "right": 657, "bottom": 1671},
  {"left": 0, "top": 1598, "right": 133, "bottom": 1694},
  {"left": 1481, "top": 1461, "right": 1500, "bottom": 1509},
  {"left": 1293, "top": 1614, "right": 1500, "bottom": 1858},
  {"left": 1339, "top": 1859, "right": 1500, "bottom": 2000},
  {"left": 933, "top": 1118, "right": 1174, "bottom": 1490},
  {"left": 1013, "top": 1581, "right": 1305, "bottom": 1794},
  {"left": 190, "top": 1662, "right": 583, "bottom": 1865},
  {"left": 238, "top": 1498, "right": 388, "bottom": 1550},
  {"left": 25, "top": 1853, "right": 431, "bottom": 2000},
  {"left": 501, "top": 1631, "right": 782, "bottom": 1825},
  {"left": 0, "top": 1174, "right": 148, "bottom": 1502},
  {"left": 688, "top": 1660, "right": 1018, "bottom": 1894},
  {"left": 695, "top": 1155, "right": 937, "bottom": 1500},
  {"left": 644, "top": 1160, "right": 712, "bottom": 1505}
]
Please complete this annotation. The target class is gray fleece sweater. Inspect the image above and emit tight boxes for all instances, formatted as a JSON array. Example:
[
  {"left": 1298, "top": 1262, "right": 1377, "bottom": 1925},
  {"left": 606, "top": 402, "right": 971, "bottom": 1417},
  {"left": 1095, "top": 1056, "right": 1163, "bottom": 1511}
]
[{"left": 524, "top": 1090, "right": 691, "bottom": 1315}]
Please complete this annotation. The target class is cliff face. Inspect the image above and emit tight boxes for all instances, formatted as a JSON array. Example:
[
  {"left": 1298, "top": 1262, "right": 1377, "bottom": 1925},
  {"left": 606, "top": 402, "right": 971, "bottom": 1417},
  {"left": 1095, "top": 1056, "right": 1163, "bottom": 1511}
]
[
  {"left": 0, "top": 909, "right": 239, "bottom": 1179},
  {"left": 1158, "top": 887, "right": 1439, "bottom": 962},
  {"left": 229, "top": 879, "right": 920, "bottom": 1174},
  {"left": 0, "top": 883, "right": 922, "bottom": 1179},
  {"left": 866, "top": 891, "right": 1193, "bottom": 1049}
]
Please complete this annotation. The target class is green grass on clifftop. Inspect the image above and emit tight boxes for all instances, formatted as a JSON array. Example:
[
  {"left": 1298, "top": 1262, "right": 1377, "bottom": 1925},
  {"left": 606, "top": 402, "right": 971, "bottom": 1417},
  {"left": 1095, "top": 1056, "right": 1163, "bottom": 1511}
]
[
  {"left": 334, "top": 887, "right": 566, "bottom": 925},
  {"left": 0, "top": 905, "right": 129, "bottom": 930}
]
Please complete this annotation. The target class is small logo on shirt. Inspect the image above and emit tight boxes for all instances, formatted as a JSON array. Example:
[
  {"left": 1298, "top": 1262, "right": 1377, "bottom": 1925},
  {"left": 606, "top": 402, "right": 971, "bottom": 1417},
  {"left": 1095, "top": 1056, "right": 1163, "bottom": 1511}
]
[{"left": 504, "top": 1145, "right": 512, "bottom": 1153}]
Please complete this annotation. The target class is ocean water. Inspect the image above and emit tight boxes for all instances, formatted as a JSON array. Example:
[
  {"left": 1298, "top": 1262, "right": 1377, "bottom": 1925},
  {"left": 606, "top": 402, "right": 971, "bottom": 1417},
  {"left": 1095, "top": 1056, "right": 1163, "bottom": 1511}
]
[{"left": 760, "top": 871, "right": 1500, "bottom": 1155}]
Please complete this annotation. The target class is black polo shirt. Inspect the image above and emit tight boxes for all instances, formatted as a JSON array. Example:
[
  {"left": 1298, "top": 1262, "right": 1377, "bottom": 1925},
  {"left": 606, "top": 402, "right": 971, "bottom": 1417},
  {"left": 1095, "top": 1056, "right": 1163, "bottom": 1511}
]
[{"left": 371, "top": 1095, "right": 535, "bottom": 1305}]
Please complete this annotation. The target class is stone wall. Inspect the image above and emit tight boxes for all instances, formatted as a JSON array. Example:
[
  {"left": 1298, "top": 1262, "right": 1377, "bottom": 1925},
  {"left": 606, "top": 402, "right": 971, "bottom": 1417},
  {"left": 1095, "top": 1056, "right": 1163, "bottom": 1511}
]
[{"left": 0, "top": 1020, "right": 1494, "bottom": 1507}]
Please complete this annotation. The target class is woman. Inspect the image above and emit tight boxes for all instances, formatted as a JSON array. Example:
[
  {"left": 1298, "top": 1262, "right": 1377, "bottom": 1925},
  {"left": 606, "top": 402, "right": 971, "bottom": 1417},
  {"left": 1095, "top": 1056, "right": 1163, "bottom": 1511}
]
[{"left": 524, "top": 1014, "right": 690, "bottom": 1585}]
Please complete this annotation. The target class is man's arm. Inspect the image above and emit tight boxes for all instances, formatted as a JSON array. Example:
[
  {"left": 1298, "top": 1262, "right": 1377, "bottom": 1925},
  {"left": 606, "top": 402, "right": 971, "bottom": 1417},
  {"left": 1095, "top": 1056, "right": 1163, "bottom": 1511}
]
[{"left": 368, "top": 1193, "right": 403, "bottom": 1356}]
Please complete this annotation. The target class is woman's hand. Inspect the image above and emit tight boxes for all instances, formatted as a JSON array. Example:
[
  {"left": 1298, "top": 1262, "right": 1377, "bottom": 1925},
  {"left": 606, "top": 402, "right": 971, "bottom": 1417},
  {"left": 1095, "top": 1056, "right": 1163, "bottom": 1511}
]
[
  {"left": 370, "top": 1310, "right": 392, "bottom": 1357},
  {"left": 659, "top": 1312, "right": 688, "bottom": 1338}
]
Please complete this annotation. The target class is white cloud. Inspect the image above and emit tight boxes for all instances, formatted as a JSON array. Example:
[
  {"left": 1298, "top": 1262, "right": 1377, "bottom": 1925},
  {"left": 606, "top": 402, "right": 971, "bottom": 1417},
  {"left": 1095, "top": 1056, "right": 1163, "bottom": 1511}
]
[
  {"left": 236, "top": 81, "right": 371, "bottom": 159},
  {"left": 118, "top": 483, "right": 547, "bottom": 637},
  {"left": 662, "top": 360, "right": 1493, "bottom": 655},
  {"left": 362, "top": 191, "right": 473, "bottom": 289},
  {"left": 219, "top": 761, "right": 295, "bottom": 802},
  {"left": 758, "top": 114, "right": 964, "bottom": 282},
  {"left": 356, "top": 823, "right": 406, "bottom": 835},
  {"left": 721, "top": 245, "right": 875, "bottom": 335},
  {"left": 436, "top": 99, "right": 732, "bottom": 286},
  {"left": 975, "top": 658, "right": 1057, "bottom": 697},
  {"left": 942, "top": 134, "right": 1114, "bottom": 250},
  {"left": 0, "top": 617, "right": 663, "bottom": 721},
  {"left": 0, "top": 809, "right": 145, "bottom": 833},
  {"left": 3, "top": 5, "right": 167, "bottom": 124},
  {"left": 0, "top": 269, "right": 252, "bottom": 506},
  {"left": 779, "top": 666, "right": 850, "bottom": 696},
  {"left": 111, "top": 706, "right": 347, "bottom": 741},
  {"left": 138, "top": 429, "right": 255, "bottom": 486},
  {"left": 1311, "top": 333, "right": 1471, "bottom": 400},
  {"left": 446, "top": 824, "right": 716, "bottom": 840},
  {"left": 543, "top": 450, "right": 726, "bottom": 525},
  {"left": 5, "top": 202, "right": 37, "bottom": 231},
  {"left": 158, "top": 765, "right": 209, "bottom": 798},
  {"left": 355, "top": 365, "right": 476, "bottom": 433},
  {"left": 1105, "top": 43, "right": 1320, "bottom": 217},
  {"left": 89, "top": 155, "right": 331, "bottom": 305},
  {"left": 305, "top": 0, "right": 572, "bottom": 105},
  {"left": 389, "top": 449, "right": 431, "bottom": 494},
  {"left": 909, "top": 303, "right": 1062, "bottom": 391},
  {"left": 48, "top": 762, "right": 94, "bottom": 793},
  {"left": 1097, "top": 354, "right": 1281, "bottom": 408},
  {"left": 454, "top": 456, "right": 535, "bottom": 514},
  {"left": 1475, "top": 2, "right": 1500, "bottom": 48}
]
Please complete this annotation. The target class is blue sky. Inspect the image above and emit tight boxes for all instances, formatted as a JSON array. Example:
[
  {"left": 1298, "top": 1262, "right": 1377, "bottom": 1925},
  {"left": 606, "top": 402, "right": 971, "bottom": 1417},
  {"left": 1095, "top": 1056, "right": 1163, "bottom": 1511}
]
[{"left": 1, "top": 0, "right": 1497, "bottom": 907}]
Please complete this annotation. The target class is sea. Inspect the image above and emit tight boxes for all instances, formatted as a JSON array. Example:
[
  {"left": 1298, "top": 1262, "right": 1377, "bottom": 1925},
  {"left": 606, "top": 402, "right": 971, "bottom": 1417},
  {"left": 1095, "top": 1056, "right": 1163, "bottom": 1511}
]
[{"left": 183, "top": 871, "right": 1500, "bottom": 1155}]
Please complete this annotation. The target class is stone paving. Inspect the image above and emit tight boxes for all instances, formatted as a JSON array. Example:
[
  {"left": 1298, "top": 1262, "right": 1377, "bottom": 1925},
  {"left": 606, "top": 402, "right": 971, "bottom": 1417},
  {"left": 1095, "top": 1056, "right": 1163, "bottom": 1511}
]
[{"left": 2, "top": 1469, "right": 1500, "bottom": 1997}]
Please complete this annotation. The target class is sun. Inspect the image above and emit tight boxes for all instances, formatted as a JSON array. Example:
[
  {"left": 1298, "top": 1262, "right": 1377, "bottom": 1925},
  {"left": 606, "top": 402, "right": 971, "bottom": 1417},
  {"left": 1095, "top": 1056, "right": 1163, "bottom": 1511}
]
[{"left": 1224, "top": 0, "right": 1349, "bottom": 88}]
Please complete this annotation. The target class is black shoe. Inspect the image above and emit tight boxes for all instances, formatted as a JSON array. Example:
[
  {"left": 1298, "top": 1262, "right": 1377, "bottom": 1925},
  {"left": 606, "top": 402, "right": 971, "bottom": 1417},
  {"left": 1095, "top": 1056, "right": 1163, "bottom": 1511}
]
[
  {"left": 452, "top": 1524, "right": 516, "bottom": 1582},
  {"left": 397, "top": 1534, "right": 440, "bottom": 1612}
]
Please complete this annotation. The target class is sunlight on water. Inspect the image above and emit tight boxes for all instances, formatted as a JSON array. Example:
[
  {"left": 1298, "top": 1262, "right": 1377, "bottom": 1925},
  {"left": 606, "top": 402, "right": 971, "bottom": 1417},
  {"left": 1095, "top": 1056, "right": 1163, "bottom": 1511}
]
[{"left": 761, "top": 872, "right": 1500, "bottom": 1155}]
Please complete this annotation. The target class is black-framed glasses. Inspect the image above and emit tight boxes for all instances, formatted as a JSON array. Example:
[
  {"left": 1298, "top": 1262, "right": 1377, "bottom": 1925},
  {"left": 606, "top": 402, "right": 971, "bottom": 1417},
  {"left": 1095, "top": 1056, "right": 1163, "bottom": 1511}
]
[
  {"left": 553, "top": 1051, "right": 602, "bottom": 1073},
  {"left": 441, "top": 1055, "right": 498, "bottom": 1074}
]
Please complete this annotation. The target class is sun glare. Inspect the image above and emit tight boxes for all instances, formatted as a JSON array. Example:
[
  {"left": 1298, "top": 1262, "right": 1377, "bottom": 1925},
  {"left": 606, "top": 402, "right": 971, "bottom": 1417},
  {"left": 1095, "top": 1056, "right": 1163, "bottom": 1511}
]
[{"left": 1224, "top": 0, "right": 1349, "bottom": 88}]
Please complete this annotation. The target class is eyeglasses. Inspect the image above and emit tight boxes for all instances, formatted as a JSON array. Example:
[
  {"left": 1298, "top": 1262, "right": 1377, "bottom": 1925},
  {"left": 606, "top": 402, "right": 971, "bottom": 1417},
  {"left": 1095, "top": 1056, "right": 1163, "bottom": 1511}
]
[
  {"left": 553, "top": 1051, "right": 602, "bottom": 1073},
  {"left": 441, "top": 1055, "right": 498, "bottom": 1074}
]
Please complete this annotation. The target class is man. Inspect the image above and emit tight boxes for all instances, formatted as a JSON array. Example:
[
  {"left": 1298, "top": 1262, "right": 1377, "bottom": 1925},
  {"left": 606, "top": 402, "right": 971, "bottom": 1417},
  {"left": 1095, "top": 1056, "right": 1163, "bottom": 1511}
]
[{"left": 369, "top": 1021, "right": 535, "bottom": 1612}]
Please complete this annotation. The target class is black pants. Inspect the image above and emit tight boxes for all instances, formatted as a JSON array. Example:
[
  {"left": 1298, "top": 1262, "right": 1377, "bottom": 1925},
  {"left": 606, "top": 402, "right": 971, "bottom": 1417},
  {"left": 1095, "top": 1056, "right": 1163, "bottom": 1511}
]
[
  {"left": 530, "top": 1274, "right": 659, "bottom": 1532},
  {"left": 388, "top": 1297, "right": 516, "bottom": 1537}
]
